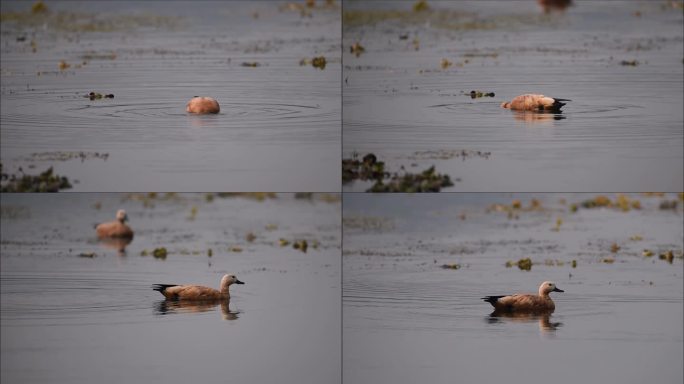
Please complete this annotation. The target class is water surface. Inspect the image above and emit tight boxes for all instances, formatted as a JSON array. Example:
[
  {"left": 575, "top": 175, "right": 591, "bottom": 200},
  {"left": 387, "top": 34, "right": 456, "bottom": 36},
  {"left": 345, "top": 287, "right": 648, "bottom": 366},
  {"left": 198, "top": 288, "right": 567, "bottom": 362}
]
[
  {"left": 343, "top": 1, "right": 683, "bottom": 191},
  {"left": 343, "top": 193, "right": 683, "bottom": 384},
  {"left": 1, "top": 1, "right": 341, "bottom": 191},
  {"left": 1, "top": 193, "right": 341, "bottom": 384}
]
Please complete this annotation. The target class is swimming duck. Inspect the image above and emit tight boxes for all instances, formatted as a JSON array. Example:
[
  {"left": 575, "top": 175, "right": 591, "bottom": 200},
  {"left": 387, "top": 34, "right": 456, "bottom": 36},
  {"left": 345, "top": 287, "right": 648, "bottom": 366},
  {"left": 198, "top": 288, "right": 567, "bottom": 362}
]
[
  {"left": 501, "top": 94, "right": 570, "bottom": 112},
  {"left": 482, "top": 281, "right": 564, "bottom": 312},
  {"left": 95, "top": 209, "right": 133, "bottom": 239},
  {"left": 153, "top": 274, "right": 244, "bottom": 300},
  {"left": 186, "top": 96, "right": 220, "bottom": 114}
]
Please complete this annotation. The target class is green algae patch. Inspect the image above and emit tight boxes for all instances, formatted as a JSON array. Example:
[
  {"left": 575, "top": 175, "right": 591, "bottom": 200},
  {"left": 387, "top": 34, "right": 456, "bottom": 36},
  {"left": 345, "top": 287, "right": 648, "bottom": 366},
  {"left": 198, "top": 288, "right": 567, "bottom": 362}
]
[
  {"left": 1, "top": 164, "right": 72, "bottom": 192},
  {"left": 505, "top": 257, "right": 533, "bottom": 271},
  {"left": 368, "top": 166, "right": 453, "bottom": 193}
]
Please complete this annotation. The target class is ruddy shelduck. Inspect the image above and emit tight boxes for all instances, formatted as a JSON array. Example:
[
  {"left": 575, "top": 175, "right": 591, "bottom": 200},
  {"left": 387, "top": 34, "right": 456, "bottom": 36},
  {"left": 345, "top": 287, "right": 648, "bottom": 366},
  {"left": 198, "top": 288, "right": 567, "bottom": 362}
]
[
  {"left": 501, "top": 94, "right": 570, "bottom": 112},
  {"left": 153, "top": 274, "right": 244, "bottom": 300},
  {"left": 482, "top": 281, "right": 564, "bottom": 312},
  {"left": 186, "top": 96, "right": 220, "bottom": 114},
  {"left": 96, "top": 209, "right": 134, "bottom": 239}
]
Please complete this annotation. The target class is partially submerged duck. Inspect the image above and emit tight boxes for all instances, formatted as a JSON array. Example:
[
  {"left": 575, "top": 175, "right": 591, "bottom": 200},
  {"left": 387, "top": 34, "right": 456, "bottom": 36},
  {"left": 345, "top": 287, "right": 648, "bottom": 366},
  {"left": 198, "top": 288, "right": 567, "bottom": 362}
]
[
  {"left": 186, "top": 96, "right": 220, "bottom": 114},
  {"left": 96, "top": 209, "right": 133, "bottom": 239},
  {"left": 482, "top": 281, "right": 564, "bottom": 312},
  {"left": 501, "top": 94, "right": 570, "bottom": 112},
  {"left": 153, "top": 274, "right": 244, "bottom": 300}
]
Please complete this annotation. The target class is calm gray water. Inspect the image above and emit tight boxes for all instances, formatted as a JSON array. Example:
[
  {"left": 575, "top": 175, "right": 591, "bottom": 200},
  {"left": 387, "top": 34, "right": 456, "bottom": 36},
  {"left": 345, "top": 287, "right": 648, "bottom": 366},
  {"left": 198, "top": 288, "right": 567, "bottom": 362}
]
[
  {"left": 1, "top": 193, "right": 341, "bottom": 384},
  {"left": 343, "top": 193, "right": 683, "bottom": 384},
  {"left": 1, "top": 1, "right": 340, "bottom": 191},
  {"left": 343, "top": 1, "right": 684, "bottom": 191}
]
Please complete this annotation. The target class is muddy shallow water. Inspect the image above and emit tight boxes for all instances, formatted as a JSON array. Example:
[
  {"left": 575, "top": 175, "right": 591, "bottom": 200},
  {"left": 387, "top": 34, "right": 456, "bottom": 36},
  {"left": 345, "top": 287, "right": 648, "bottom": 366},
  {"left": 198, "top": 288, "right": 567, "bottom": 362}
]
[
  {"left": 1, "top": 193, "right": 341, "bottom": 384},
  {"left": 343, "top": 1, "right": 684, "bottom": 191},
  {"left": 343, "top": 193, "right": 683, "bottom": 384},
  {"left": 1, "top": 1, "right": 340, "bottom": 191}
]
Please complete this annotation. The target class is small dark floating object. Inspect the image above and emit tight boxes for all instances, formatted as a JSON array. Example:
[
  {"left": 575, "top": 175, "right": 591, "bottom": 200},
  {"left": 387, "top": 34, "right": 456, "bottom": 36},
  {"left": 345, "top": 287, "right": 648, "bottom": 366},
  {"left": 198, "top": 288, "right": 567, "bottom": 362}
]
[{"left": 470, "top": 90, "right": 495, "bottom": 98}]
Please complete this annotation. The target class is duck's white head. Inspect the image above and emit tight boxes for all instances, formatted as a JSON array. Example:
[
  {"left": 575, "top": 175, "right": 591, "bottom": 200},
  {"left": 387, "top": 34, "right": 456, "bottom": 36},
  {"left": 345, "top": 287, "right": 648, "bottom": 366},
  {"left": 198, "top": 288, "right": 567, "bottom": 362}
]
[
  {"left": 539, "top": 281, "right": 564, "bottom": 296},
  {"left": 116, "top": 209, "right": 128, "bottom": 223},
  {"left": 220, "top": 274, "right": 245, "bottom": 290}
]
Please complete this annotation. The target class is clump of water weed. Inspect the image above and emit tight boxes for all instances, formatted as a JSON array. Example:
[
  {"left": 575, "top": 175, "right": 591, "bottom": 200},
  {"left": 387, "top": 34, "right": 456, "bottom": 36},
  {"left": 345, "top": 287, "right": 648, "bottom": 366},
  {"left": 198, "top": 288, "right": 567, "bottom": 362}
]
[
  {"left": 441, "top": 263, "right": 461, "bottom": 270},
  {"left": 0, "top": 164, "right": 72, "bottom": 192},
  {"left": 368, "top": 166, "right": 453, "bottom": 192},
  {"left": 342, "top": 152, "right": 388, "bottom": 183},
  {"left": 350, "top": 42, "right": 365, "bottom": 57},
  {"left": 469, "top": 90, "right": 495, "bottom": 98},
  {"left": 214, "top": 192, "right": 277, "bottom": 201},
  {"left": 86, "top": 92, "right": 114, "bottom": 100},
  {"left": 578, "top": 194, "right": 641, "bottom": 211},
  {"left": 505, "top": 257, "right": 533, "bottom": 271},
  {"left": 300, "top": 56, "right": 327, "bottom": 69},
  {"left": 620, "top": 60, "right": 639, "bottom": 66},
  {"left": 293, "top": 239, "right": 308, "bottom": 253}
]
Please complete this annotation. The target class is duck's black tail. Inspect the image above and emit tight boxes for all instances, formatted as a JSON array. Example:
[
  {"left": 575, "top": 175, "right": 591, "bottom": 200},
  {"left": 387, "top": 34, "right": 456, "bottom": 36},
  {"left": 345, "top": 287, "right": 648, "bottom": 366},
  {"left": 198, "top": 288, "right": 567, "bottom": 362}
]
[
  {"left": 552, "top": 98, "right": 571, "bottom": 112},
  {"left": 152, "top": 284, "right": 177, "bottom": 293},
  {"left": 482, "top": 296, "right": 505, "bottom": 306}
]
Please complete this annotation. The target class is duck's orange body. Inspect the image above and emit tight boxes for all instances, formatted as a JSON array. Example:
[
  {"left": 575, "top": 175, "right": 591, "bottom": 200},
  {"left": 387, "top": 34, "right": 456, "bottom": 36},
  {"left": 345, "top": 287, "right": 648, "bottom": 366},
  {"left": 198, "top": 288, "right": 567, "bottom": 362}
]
[
  {"left": 96, "top": 209, "right": 133, "bottom": 239},
  {"left": 186, "top": 96, "right": 220, "bottom": 114},
  {"left": 501, "top": 94, "right": 569, "bottom": 112},
  {"left": 153, "top": 274, "right": 244, "bottom": 301},
  {"left": 482, "top": 281, "right": 564, "bottom": 312}
]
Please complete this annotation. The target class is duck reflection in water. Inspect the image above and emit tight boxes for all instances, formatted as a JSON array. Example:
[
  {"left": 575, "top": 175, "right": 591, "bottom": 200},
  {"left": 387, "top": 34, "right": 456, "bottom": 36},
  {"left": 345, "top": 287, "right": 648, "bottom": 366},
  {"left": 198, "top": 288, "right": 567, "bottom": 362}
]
[
  {"left": 155, "top": 299, "right": 239, "bottom": 321},
  {"left": 511, "top": 111, "right": 566, "bottom": 123},
  {"left": 97, "top": 237, "right": 132, "bottom": 256},
  {"left": 486, "top": 310, "right": 563, "bottom": 332}
]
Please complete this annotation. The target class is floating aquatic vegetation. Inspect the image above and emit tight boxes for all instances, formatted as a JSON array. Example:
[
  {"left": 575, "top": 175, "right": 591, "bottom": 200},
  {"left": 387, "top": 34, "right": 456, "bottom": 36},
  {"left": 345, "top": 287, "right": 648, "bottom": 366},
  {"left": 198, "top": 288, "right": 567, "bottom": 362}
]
[
  {"left": 299, "top": 56, "right": 327, "bottom": 69},
  {"left": 343, "top": 215, "right": 394, "bottom": 231},
  {"left": 86, "top": 92, "right": 114, "bottom": 100},
  {"left": 279, "top": 238, "right": 291, "bottom": 247},
  {"left": 342, "top": 152, "right": 388, "bottom": 183},
  {"left": 413, "top": 0, "right": 430, "bottom": 12},
  {"left": 630, "top": 235, "right": 643, "bottom": 241},
  {"left": 571, "top": 260, "right": 577, "bottom": 268},
  {"left": 229, "top": 246, "right": 243, "bottom": 253},
  {"left": 0, "top": 165, "right": 72, "bottom": 192},
  {"left": 551, "top": 217, "right": 563, "bottom": 232},
  {"left": 578, "top": 194, "right": 641, "bottom": 211},
  {"left": 620, "top": 60, "right": 639, "bottom": 66},
  {"left": 58, "top": 60, "right": 70, "bottom": 71},
  {"left": 265, "top": 223, "right": 278, "bottom": 231},
  {"left": 140, "top": 247, "right": 168, "bottom": 260},
  {"left": 505, "top": 257, "right": 533, "bottom": 271},
  {"left": 440, "top": 58, "right": 452, "bottom": 69},
  {"left": 468, "top": 90, "right": 495, "bottom": 98},
  {"left": 406, "top": 149, "right": 491, "bottom": 161},
  {"left": 368, "top": 166, "right": 453, "bottom": 192},
  {"left": 659, "top": 200, "right": 678, "bottom": 210},
  {"left": 1, "top": 3, "right": 182, "bottom": 33},
  {"left": 78, "top": 252, "right": 96, "bottom": 258},
  {"left": 246, "top": 232, "right": 256, "bottom": 242},
  {"left": 350, "top": 42, "right": 365, "bottom": 57},
  {"left": 241, "top": 62, "right": 261, "bottom": 67},
  {"left": 602, "top": 257, "right": 615, "bottom": 264},
  {"left": 80, "top": 51, "right": 117, "bottom": 60},
  {"left": 441, "top": 263, "right": 461, "bottom": 270},
  {"left": 24, "top": 151, "right": 109, "bottom": 162},
  {"left": 215, "top": 192, "right": 277, "bottom": 201},
  {"left": 207, "top": 248, "right": 213, "bottom": 257},
  {"left": 610, "top": 243, "right": 620, "bottom": 253},
  {"left": 293, "top": 240, "right": 308, "bottom": 253},
  {"left": 31, "top": 1, "right": 48, "bottom": 14},
  {"left": 643, "top": 249, "right": 654, "bottom": 257}
]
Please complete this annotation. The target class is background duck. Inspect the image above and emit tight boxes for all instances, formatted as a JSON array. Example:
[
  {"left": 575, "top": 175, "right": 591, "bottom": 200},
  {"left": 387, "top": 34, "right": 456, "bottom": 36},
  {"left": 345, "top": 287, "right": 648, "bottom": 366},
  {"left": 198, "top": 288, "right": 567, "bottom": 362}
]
[{"left": 95, "top": 209, "right": 133, "bottom": 239}]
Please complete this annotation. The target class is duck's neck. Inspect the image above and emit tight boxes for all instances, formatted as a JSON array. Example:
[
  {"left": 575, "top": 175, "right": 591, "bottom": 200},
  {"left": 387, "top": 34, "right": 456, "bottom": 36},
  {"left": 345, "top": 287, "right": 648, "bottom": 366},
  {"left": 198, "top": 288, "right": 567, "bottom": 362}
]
[{"left": 220, "top": 284, "right": 230, "bottom": 296}]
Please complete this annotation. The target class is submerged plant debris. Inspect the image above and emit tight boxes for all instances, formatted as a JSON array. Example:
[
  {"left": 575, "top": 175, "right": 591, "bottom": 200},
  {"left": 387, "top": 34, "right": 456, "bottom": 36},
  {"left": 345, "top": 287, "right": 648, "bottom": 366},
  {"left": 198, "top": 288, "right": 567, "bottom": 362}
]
[
  {"left": 342, "top": 152, "right": 388, "bottom": 183},
  {"left": 505, "top": 257, "right": 533, "bottom": 271},
  {"left": 368, "top": 165, "right": 453, "bottom": 192},
  {"left": 350, "top": 42, "right": 365, "bottom": 57},
  {"left": 343, "top": 152, "right": 455, "bottom": 192},
  {"left": 1, "top": 164, "right": 72, "bottom": 192},
  {"left": 468, "top": 90, "right": 495, "bottom": 98}
]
